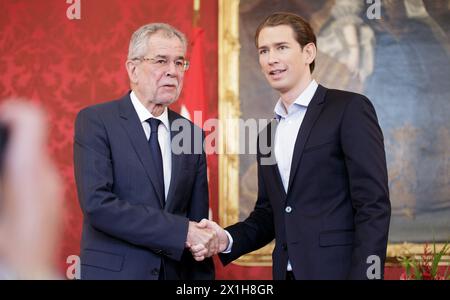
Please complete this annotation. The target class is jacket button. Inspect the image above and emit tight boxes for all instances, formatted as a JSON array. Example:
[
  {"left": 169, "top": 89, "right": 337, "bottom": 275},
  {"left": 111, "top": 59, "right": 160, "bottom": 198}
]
[
  {"left": 151, "top": 268, "right": 159, "bottom": 276},
  {"left": 285, "top": 206, "right": 292, "bottom": 213},
  {"left": 282, "top": 243, "right": 287, "bottom": 250}
]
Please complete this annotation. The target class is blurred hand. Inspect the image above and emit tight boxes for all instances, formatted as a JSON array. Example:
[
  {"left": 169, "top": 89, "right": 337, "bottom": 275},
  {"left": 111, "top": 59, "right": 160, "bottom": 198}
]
[
  {"left": 0, "top": 99, "right": 63, "bottom": 279},
  {"left": 186, "top": 221, "right": 218, "bottom": 261},
  {"left": 189, "top": 219, "right": 229, "bottom": 261}
]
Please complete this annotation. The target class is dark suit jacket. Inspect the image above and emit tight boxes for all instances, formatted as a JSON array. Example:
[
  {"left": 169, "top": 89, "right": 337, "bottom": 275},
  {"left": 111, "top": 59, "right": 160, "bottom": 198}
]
[
  {"left": 220, "top": 85, "right": 391, "bottom": 280},
  {"left": 74, "top": 92, "right": 214, "bottom": 280}
]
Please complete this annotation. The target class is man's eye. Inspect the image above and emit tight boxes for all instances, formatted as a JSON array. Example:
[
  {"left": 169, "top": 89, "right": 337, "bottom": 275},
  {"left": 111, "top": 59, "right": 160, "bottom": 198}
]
[
  {"left": 175, "top": 61, "right": 184, "bottom": 66},
  {"left": 259, "top": 49, "right": 267, "bottom": 55},
  {"left": 156, "top": 59, "right": 167, "bottom": 64},
  {"left": 278, "top": 46, "right": 287, "bottom": 50}
]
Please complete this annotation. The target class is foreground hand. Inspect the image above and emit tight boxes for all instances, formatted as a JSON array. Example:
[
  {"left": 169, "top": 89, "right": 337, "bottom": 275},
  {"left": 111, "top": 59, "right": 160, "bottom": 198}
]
[{"left": 0, "top": 99, "right": 63, "bottom": 279}]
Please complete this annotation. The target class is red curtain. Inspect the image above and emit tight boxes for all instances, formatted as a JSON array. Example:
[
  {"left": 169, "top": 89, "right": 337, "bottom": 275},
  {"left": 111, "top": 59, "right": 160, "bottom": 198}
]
[{"left": 0, "top": 0, "right": 229, "bottom": 277}]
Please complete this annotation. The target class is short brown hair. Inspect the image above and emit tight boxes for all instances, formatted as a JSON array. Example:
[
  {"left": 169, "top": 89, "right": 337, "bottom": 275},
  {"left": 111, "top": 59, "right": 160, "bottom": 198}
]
[{"left": 255, "top": 12, "right": 316, "bottom": 73}]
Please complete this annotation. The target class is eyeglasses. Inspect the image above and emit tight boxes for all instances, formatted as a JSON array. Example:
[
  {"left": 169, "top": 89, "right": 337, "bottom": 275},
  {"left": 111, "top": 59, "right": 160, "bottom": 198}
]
[{"left": 132, "top": 56, "right": 190, "bottom": 72}]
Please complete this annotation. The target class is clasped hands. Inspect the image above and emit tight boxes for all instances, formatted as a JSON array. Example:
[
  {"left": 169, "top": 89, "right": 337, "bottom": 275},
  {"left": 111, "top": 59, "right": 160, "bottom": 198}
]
[{"left": 185, "top": 219, "right": 229, "bottom": 261}]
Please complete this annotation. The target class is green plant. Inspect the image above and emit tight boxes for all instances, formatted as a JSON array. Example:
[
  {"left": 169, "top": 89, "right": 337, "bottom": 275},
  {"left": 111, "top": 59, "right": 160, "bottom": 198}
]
[{"left": 398, "top": 242, "right": 450, "bottom": 280}]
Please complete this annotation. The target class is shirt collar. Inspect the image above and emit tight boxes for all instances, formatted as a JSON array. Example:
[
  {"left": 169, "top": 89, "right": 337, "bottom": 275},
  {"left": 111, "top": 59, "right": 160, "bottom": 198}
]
[
  {"left": 274, "top": 79, "right": 319, "bottom": 119},
  {"left": 130, "top": 90, "right": 169, "bottom": 130}
]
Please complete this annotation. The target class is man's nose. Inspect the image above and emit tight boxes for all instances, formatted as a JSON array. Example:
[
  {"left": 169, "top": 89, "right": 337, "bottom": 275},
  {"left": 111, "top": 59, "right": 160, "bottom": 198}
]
[
  {"left": 267, "top": 51, "right": 279, "bottom": 65},
  {"left": 165, "top": 61, "right": 177, "bottom": 77}
]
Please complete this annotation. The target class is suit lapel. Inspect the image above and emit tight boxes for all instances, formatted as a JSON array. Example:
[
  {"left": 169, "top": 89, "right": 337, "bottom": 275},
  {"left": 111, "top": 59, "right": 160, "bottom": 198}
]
[
  {"left": 118, "top": 94, "right": 165, "bottom": 208},
  {"left": 164, "top": 109, "right": 184, "bottom": 212},
  {"left": 261, "top": 119, "right": 287, "bottom": 199},
  {"left": 287, "top": 85, "right": 327, "bottom": 193}
]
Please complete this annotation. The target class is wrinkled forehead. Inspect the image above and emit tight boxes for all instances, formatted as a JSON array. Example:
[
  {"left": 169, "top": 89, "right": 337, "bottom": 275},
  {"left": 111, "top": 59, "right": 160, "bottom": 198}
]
[{"left": 146, "top": 32, "right": 187, "bottom": 57}]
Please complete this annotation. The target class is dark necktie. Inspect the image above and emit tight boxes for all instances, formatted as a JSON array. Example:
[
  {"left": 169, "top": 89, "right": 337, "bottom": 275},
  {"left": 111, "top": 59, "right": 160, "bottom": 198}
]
[{"left": 146, "top": 118, "right": 165, "bottom": 203}]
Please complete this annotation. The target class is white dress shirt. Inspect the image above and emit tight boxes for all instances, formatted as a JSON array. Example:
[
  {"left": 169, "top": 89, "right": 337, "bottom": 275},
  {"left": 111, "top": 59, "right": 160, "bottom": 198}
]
[
  {"left": 130, "top": 91, "right": 172, "bottom": 200},
  {"left": 274, "top": 79, "right": 318, "bottom": 193}
]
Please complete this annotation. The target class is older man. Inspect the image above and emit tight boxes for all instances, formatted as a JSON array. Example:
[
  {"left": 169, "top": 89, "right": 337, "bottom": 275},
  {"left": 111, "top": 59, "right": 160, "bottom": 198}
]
[{"left": 74, "top": 23, "right": 216, "bottom": 280}]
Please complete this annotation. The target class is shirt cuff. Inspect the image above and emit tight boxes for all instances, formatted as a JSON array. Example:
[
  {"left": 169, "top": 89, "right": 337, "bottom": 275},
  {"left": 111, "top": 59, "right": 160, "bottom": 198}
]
[{"left": 221, "top": 230, "right": 233, "bottom": 253}]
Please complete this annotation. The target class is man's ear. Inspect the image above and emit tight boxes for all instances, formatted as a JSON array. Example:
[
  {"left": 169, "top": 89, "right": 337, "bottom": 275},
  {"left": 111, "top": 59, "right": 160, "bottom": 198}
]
[
  {"left": 126, "top": 60, "right": 138, "bottom": 84},
  {"left": 303, "top": 42, "right": 317, "bottom": 65}
]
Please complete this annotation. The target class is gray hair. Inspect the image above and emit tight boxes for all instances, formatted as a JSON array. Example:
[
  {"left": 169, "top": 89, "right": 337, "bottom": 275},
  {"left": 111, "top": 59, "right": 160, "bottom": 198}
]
[{"left": 127, "top": 23, "right": 187, "bottom": 60}]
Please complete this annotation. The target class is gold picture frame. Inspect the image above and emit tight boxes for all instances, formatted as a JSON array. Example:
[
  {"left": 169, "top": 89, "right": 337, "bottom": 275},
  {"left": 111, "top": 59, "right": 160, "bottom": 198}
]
[
  {"left": 218, "top": 0, "right": 273, "bottom": 266},
  {"left": 218, "top": 0, "right": 449, "bottom": 267}
]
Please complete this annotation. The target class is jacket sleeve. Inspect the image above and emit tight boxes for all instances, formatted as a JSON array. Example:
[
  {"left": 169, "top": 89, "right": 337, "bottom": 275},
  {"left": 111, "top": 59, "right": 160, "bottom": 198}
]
[{"left": 340, "top": 95, "right": 391, "bottom": 279}]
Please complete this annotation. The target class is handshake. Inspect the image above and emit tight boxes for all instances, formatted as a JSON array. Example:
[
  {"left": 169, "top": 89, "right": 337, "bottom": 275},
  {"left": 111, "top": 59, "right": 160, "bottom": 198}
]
[{"left": 185, "top": 219, "right": 229, "bottom": 261}]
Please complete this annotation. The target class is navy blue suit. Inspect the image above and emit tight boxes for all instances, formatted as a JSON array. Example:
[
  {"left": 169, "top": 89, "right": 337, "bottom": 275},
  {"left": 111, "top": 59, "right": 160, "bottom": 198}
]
[
  {"left": 219, "top": 85, "right": 391, "bottom": 280},
  {"left": 74, "top": 93, "right": 214, "bottom": 279}
]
